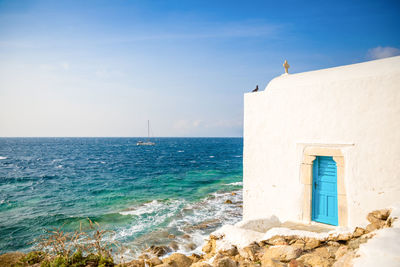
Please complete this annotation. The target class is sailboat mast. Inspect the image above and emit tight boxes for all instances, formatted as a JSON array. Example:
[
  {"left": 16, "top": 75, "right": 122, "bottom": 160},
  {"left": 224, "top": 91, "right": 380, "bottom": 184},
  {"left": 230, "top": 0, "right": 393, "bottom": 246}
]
[{"left": 147, "top": 120, "right": 150, "bottom": 140}]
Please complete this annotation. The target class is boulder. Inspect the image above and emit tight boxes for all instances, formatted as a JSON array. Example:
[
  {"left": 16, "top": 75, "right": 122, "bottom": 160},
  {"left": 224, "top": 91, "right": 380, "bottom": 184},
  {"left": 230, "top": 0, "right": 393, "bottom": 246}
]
[
  {"left": 169, "top": 241, "right": 179, "bottom": 251},
  {"left": 366, "top": 221, "right": 385, "bottom": 232},
  {"left": 332, "top": 251, "right": 355, "bottom": 267},
  {"left": 288, "top": 259, "right": 305, "bottom": 267},
  {"left": 265, "top": 236, "right": 288, "bottom": 246},
  {"left": 238, "top": 243, "right": 261, "bottom": 261},
  {"left": 260, "top": 257, "right": 286, "bottom": 267},
  {"left": 184, "top": 242, "right": 197, "bottom": 251},
  {"left": 367, "top": 209, "right": 391, "bottom": 223},
  {"left": 189, "top": 253, "right": 202, "bottom": 263},
  {"left": 313, "top": 247, "right": 331, "bottom": 259},
  {"left": 190, "top": 262, "right": 212, "bottom": 267},
  {"left": 335, "top": 233, "right": 352, "bottom": 242},
  {"left": 303, "top": 237, "right": 321, "bottom": 250},
  {"left": 146, "top": 245, "right": 172, "bottom": 257},
  {"left": 352, "top": 227, "right": 366, "bottom": 237},
  {"left": 202, "top": 239, "right": 216, "bottom": 254},
  {"left": 238, "top": 260, "right": 259, "bottom": 267},
  {"left": 125, "top": 259, "right": 145, "bottom": 267},
  {"left": 289, "top": 239, "right": 305, "bottom": 250},
  {"left": 148, "top": 257, "right": 163, "bottom": 266},
  {"left": 326, "top": 241, "right": 341, "bottom": 247},
  {"left": 220, "top": 246, "right": 238, "bottom": 257},
  {"left": 163, "top": 253, "right": 193, "bottom": 267},
  {"left": 214, "top": 257, "right": 238, "bottom": 267},
  {"left": 297, "top": 253, "right": 331, "bottom": 267},
  {"left": 263, "top": 245, "right": 302, "bottom": 262},
  {"left": 225, "top": 200, "right": 233, "bottom": 204},
  {"left": 334, "top": 246, "right": 348, "bottom": 260}
]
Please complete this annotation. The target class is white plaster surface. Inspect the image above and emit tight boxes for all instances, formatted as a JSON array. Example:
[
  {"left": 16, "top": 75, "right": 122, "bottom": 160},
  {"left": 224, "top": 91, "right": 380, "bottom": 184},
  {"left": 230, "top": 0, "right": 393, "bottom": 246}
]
[{"left": 243, "top": 56, "right": 400, "bottom": 227}]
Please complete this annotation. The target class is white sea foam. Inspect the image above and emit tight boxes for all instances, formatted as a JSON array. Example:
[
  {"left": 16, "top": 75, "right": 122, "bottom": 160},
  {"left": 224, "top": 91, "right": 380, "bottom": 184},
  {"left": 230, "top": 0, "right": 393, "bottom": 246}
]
[
  {"left": 0, "top": 156, "right": 7, "bottom": 160},
  {"left": 115, "top": 189, "right": 243, "bottom": 258},
  {"left": 209, "top": 156, "right": 215, "bottom": 158},
  {"left": 177, "top": 150, "right": 184, "bottom": 153},
  {"left": 225, "top": 182, "right": 243, "bottom": 186}
]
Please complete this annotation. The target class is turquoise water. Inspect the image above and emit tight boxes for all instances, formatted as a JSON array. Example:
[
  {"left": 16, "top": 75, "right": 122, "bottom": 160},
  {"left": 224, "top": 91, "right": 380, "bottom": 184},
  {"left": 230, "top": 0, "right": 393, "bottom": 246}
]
[{"left": 0, "top": 138, "right": 243, "bottom": 256}]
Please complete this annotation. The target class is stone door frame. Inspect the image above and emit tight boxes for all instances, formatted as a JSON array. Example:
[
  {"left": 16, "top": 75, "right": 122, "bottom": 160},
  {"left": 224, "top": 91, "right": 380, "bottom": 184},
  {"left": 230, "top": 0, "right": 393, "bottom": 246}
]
[{"left": 301, "top": 146, "right": 347, "bottom": 226}]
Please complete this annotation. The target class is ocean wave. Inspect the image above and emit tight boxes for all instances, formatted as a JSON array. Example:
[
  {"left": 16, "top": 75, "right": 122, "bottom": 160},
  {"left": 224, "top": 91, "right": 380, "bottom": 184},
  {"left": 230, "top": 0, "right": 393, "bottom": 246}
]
[
  {"left": 225, "top": 181, "right": 243, "bottom": 186},
  {"left": 0, "top": 156, "right": 7, "bottom": 160},
  {"left": 115, "top": 189, "right": 243, "bottom": 257}
]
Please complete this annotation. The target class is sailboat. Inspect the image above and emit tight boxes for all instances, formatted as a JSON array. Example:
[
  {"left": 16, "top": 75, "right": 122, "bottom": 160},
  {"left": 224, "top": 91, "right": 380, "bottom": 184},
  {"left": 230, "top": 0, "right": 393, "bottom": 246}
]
[{"left": 137, "top": 120, "right": 155, "bottom": 146}]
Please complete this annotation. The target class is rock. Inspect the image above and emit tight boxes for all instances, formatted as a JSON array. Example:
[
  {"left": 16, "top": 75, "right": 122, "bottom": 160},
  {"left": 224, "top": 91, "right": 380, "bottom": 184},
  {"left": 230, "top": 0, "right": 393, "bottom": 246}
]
[
  {"left": 214, "top": 257, "right": 238, "bottom": 267},
  {"left": 148, "top": 257, "right": 163, "bottom": 266},
  {"left": 0, "top": 252, "right": 26, "bottom": 267},
  {"left": 303, "top": 237, "right": 321, "bottom": 250},
  {"left": 352, "top": 227, "right": 366, "bottom": 237},
  {"left": 183, "top": 234, "right": 191, "bottom": 239},
  {"left": 138, "top": 254, "right": 150, "bottom": 260},
  {"left": 189, "top": 253, "right": 202, "bottom": 263},
  {"left": 125, "top": 259, "right": 145, "bottom": 267},
  {"left": 366, "top": 220, "right": 385, "bottom": 232},
  {"left": 348, "top": 234, "right": 370, "bottom": 250},
  {"left": 238, "top": 243, "right": 261, "bottom": 261},
  {"left": 261, "top": 257, "right": 286, "bottom": 267},
  {"left": 288, "top": 259, "right": 304, "bottom": 267},
  {"left": 289, "top": 239, "right": 305, "bottom": 250},
  {"left": 314, "top": 247, "right": 330, "bottom": 259},
  {"left": 332, "top": 251, "right": 355, "bottom": 267},
  {"left": 202, "top": 239, "right": 216, "bottom": 254},
  {"left": 220, "top": 246, "right": 238, "bottom": 257},
  {"left": 169, "top": 241, "right": 179, "bottom": 251},
  {"left": 146, "top": 245, "right": 172, "bottom": 257},
  {"left": 225, "top": 200, "right": 233, "bottom": 204},
  {"left": 297, "top": 253, "right": 331, "bottom": 267},
  {"left": 238, "top": 260, "right": 259, "bottom": 267},
  {"left": 265, "top": 236, "right": 288, "bottom": 246},
  {"left": 163, "top": 253, "right": 193, "bottom": 267},
  {"left": 231, "top": 192, "right": 237, "bottom": 196},
  {"left": 326, "top": 241, "right": 341, "bottom": 247},
  {"left": 334, "top": 246, "right": 348, "bottom": 260},
  {"left": 263, "top": 245, "right": 302, "bottom": 262},
  {"left": 335, "top": 233, "right": 352, "bottom": 242},
  {"left": 184, "top": 242, "right": 197, "bottom": 251},
  {"left": 168, "top": 234, "right": 176, "bottom": 239},
  {"left": 191, "top": 262, "right": 212, "bottom": 267},
  {"left": 367, "top": 209, "right": 391, "bottom": 223}
]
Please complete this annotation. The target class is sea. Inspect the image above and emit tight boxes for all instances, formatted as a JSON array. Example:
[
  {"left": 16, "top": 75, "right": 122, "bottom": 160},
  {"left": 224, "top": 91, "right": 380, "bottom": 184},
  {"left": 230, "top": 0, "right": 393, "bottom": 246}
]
[{"left": 0, "top": 137, "right": 243, "bottom": 258}]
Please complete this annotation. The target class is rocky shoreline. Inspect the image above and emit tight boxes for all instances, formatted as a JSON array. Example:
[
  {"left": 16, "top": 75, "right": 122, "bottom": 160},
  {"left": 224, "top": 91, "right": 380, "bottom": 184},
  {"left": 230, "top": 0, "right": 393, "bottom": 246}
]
[{"left": 0, "top": 208, "right": 397, "bottom": 267}]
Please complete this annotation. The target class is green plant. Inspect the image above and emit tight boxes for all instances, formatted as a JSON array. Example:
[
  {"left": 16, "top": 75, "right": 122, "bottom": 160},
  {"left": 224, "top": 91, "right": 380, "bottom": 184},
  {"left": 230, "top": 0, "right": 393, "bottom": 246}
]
[{"left": 31, "top": 218, "right": 118, "bottom": 266}]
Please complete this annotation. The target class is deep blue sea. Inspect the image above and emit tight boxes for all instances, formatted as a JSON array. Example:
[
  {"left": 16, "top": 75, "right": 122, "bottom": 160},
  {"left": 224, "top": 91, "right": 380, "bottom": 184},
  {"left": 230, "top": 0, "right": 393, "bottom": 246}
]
[{"left": 0, "top": 138, "right": 243, "bottom": 257}]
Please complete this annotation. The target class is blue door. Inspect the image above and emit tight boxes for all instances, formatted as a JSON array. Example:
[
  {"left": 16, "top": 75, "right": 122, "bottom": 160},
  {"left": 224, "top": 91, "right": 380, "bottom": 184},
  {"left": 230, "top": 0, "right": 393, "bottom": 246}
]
[{"left": 312, "top": 156, "right": 338, "bottom": 225}]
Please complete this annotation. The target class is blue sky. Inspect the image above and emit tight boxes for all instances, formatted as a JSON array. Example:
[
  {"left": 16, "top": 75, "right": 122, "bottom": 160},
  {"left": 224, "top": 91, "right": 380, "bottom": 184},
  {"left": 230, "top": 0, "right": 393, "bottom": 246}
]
[{"left": 0, "top": 0, "right": 399, "bottom": 137}]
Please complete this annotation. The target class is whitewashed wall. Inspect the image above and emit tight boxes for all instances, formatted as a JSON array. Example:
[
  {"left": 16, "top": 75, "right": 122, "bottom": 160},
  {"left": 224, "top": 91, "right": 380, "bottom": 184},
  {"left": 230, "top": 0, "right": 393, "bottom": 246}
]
[{"left": 243, "top": 56, "right": 400, "bottom": 227}]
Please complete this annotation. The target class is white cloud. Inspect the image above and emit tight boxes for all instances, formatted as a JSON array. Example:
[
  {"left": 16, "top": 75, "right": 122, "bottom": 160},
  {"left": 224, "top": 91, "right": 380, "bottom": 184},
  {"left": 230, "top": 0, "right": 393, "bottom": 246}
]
[{"left": 367, "top": 46, "right": 400, "bottom": 60}]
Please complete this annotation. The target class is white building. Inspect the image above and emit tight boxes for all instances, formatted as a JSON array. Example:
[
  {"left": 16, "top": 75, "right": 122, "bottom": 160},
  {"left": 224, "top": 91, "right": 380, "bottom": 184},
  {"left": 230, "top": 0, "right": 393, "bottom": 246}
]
[{"left": 243, "top": 56, "right": 400, "bottom": 228}]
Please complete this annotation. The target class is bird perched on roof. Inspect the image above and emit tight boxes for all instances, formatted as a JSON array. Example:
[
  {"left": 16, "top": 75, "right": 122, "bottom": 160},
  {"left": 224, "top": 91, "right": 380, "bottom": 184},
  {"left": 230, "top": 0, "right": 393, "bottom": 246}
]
[{"left": 252, "top": 85, "right": 259, "bottom": 92}]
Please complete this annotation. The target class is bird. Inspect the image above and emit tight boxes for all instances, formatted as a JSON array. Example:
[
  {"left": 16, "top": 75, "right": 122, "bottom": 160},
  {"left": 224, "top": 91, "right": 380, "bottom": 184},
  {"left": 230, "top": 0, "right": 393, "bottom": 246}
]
[{"left": 252, "top": 85, "right": 259, "bottom": 92}]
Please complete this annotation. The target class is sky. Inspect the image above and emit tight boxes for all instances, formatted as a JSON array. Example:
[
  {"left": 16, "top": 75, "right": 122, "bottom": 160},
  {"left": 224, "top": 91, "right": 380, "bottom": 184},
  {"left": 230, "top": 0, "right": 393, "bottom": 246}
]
[{"left": 0, "top": 0, "right": 399, "bottom": 137}]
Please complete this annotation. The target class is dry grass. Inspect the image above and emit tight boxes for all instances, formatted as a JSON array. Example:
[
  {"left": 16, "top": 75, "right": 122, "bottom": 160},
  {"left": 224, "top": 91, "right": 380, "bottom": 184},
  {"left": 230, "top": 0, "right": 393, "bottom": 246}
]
[{"left": 28, "top": 218, "right": 123, "bottom": 266}]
